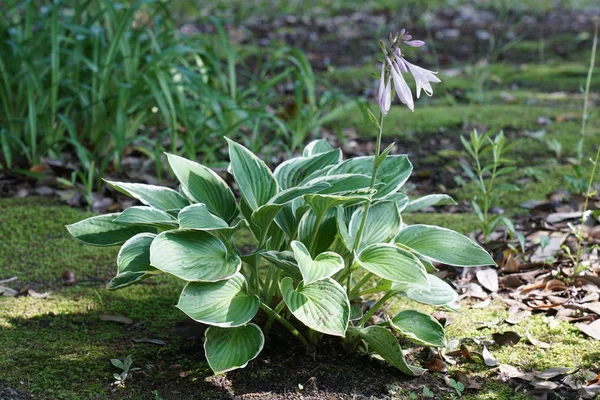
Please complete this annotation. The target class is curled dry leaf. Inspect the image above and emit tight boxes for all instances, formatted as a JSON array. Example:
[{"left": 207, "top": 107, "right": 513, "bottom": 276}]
[
  {"left": 482, "top": 345, "right": 499, "bottom": 367},
  {"left": 476, "top": 268, "right": 499, "bottom": 292},
  {"left": 426, "top": 357, "right": 448, "bottom": 373},
  {"left": 505, "top": 309, "right": 531, "bottom": 325},
  {"left": 492, "top": 331, "right": 522, "bottom": 346},
  {"left": 545, "top": 279, "right": 567, "bottom": 292},
  {"left": 526, "top": 332, "right": 551, "bottom": 349}
]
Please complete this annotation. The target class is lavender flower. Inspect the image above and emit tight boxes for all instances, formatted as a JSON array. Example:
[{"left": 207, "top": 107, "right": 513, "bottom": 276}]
[{"left": 377, "top": 30, "right": 440, "bottom": 113}]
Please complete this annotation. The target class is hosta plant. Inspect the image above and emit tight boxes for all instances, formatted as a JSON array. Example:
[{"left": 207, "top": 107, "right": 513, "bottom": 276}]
[{"left": 67, "top": 31, "right": 495, "bottom": 375}]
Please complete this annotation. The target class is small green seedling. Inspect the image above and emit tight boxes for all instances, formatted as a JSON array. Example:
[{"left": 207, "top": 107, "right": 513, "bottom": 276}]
[{"left": 111, "top": 355, "right": 139, "bottom": 388}]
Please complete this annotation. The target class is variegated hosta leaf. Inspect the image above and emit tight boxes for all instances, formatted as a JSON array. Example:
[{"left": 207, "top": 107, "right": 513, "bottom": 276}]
[
  {"left": 349, "top": 201, "right": 401, "bottom": 251},
  {"left": 260, "top": 250, "right": 302, "bottom": 279},
  {"left": 396, "top": 274, "right": 458, "bottom": 306},
  {"left": 403, "top": 194, "right": 456, "bottom": 213},
  {"left": 204, "top": 324, "right": 265, "bottom": 374},
  {"left": 355, "top": 244, "right": 429, "bottom": 289},
  {"left": 177, "top": 273, "right": 259, "bottom": 327},
  {"left": 150, "top": 230, "right": 240, "bottom": 282},
  {"left": 396, "top": 224, "right": 495, "bottom": 267},
  {"left": 226, "top": 138, "right": 278, "bottom": 211},
  {"left": 178, "top": 203, "right": 229, "bottom": 230},
  {"left": 306, "top": 174, "right": 372, "bottom": 196},
  {"left": 108, "top": 233, "right": 161, "bottom": 290},
  {"left": 291, "top": 241, "right": 344, "bottom": 285},
  {"left": 357, "top": 326, "right": 426, "bottom": 376},
  {"left": 106, "top": 271, "right": 150, "bottom": 290},
  {"left": 304, "top": 193, "right": 369, "bottom": 219},
  {"left": 66, "top": 213, "right": 155, "bottom": 247},
  {"left": 327, "top": 155, "right": 412, "bottom": 199},
  {"left": 104, "top": 180, "right": 189, "bottom": 211},
  {"left": 117, "top": 232, "right": 158, "bottom": 274},
  {"left": 251, "top": 183, "right": 330, "bottom": 236},
  {"left": 166, "top": 153, "right": 238, "bottom": 223},
  {"left": 114, "top": 206, "right": 178, "bottom": 229},
  {"left": 297, "top": 209, "right": 337, "bottom": 256},
  {"left": 279, "top": 277, "right": 349, "bottom": 337},
  {"left": 273, "top": 148, "right": 342, "bottom": 190},
  {"left": 390, "top": 309, "right": 446, "bottom": 347},
  {"left": 303, "top": 138, "right": 334, "bottom": 157}
]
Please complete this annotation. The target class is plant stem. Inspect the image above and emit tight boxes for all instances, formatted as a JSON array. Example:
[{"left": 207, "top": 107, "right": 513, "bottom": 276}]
[
  {"left": 578, "top": 17, "right": 598, "bottom": 161},
  {"left": 348, "top": 273, "right": 373, "bottom": 299},
  {"left": 262, "top": 300, "right": 285, "bottom": 337},
  {"left": 575, "top": 145, "right": 600, "bottom": 268},
  {"left": 345, "top": 113, "right": 385, "bottom": 297},
  {"left": 259, "top": 303, "right": 309, "bottom": 347},
  {"left": 357, "top": 290, "right": 396, "bottom": 327},
  {"left": 308, "top": 212, "right": 324, "bottom": 255}
]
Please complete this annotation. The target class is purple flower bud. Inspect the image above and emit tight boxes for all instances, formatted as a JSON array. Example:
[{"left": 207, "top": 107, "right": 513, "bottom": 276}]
[
  {"left": 378, "top": 63, "right": 391, "bottom": 115},
  {"left": 404, "top": 40, "right": 425, "bottom": 47}
]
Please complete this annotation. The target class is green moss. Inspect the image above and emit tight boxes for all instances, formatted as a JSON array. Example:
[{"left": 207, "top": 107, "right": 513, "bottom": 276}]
[
  {"left": 403, "top": 213, "right": 479, "bottom": 235},
  {"left": 445, "top": 301, "right": 599, "bottom": 371},
  {"left": 0, "top": 197, "right": 118, "bottom": 286},
  {"left": 350, "top": 103, "right": 569, "bottom": 138}
]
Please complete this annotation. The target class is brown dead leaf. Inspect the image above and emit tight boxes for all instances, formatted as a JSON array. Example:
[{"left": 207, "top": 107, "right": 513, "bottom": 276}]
[
  {"left": 545, "top": 279, "right": 568, "bottom": 292},
  {"left": 500, "top": 275, "right": 524, "bottom": 288},
  {"left": 29, "top": 164, "right": 48, "bottom": 173},
  {"left": 426, "top": 357, "right": 448, "bottom": 373},
  {"left": 492, "top": 331, "right": 522, "bottom": 346},
  {"left": 501, "top": 251, "right": 520, "bottom": 273},
  {"left": 452, "top": 370, "right": 483, "bottom": 390},
  {"left": 99, "top": 315, "right": 133, "bottom": 325},
  {"left": 482, "top": 345, "right": 499, "bottom": 366},
  {"left": 476, "top": 268, "right": 499, "bottom": 292},
  {"left": 575, "top": 319, "right": 600, "bottom": 340}
]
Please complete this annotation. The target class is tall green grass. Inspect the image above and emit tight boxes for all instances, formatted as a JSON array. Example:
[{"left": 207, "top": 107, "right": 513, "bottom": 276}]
[{"left": 0, "top": 0, "right": 358, "bottom": 194}]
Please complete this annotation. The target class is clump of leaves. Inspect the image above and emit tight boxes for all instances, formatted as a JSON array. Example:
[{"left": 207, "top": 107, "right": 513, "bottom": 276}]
[
  {"left": 67, "top": 31, "right": 495, "bottom": 375},
  {"left": 111, "top": 355, "right": 139, "bottom": 388},
  {"left": 68, "top": 137, "right": 494, "bottom": 374},
  {"left": 458, "top": 129, "right": 520, "bottom": 242}
]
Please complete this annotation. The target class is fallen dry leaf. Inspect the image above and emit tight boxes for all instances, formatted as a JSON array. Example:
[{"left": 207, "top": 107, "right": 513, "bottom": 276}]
[
  {"left": 132, "top": 338, "right": 165, "bottom": 346},
  {"left": 28, "top": 289, "right": 51, "bottom": 299},
  {"left": 545, "top": 279, "right": 567, "bottom": 292},
  {"left": 505, "top": 309, "right": 531, "bottom": 325},
  {"left": 426, "top": 357, "right": 448, "bottom": 373},
  {"left": 575, "top": 319, "right": 600, "bottom": 340},
  {"left": 0, "top": 285, "right": 18, "bottom": 297},
  {"left": 526, "top": 332, "right": 551, "bottom": 349},
  {"left": 534, "top": 367, "right": 574, "bottom": 380},
  {"left": 492, "top": 331, "right": 522, "bottom": 346},
  {"left": 476, "top": 268, "right": 499, "bottom": 292},
  {"left": 99, "top": 315, "right": 133, "bottom": 325},
  {"left": 482, "top": 345, "right": 499, "bottom": 366}
]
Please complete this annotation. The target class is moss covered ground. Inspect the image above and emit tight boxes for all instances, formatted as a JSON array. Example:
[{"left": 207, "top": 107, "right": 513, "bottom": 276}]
[{"left": 1, "top": 197, "right": 597, "bottom": 399}]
